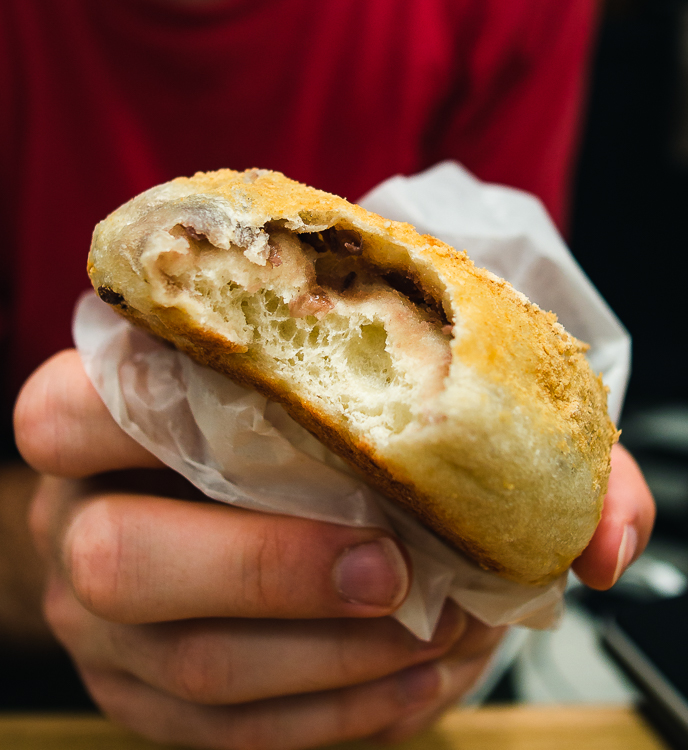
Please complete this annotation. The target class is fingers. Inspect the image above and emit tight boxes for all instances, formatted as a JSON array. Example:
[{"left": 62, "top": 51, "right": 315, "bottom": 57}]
[
  {"left": 14, "top": 349, "right": 162, "bottom": 477},
  {"left": 374, "top": 617, "right": 506, "bottom": 743},
  {"left": 46, "top": 563, "right": 500, "bottom": 746},
  {"left": 43, "top": 507, "right": 502, "bottom": 750},
  {"left": 37, "top": 487, "right": 411, "bottom": 621},
  {"left": 572, "top": 443, "right": 655, "bottom": 590},
  {"left": 45, "top": 572, "right": 467, "bottom": 705},
  {"left": 81, "top": 661, "right": 447, "bottom": 750},
  {"left": 373, "top": 658, "right": 492, "bottom": 744},
  {"left": 73, "top": 615, "right": 503, "bottom": 750},
  {"left": 112, "top": 612, "right": 466, "bottom": 707},
  {"left": 46, "top": 578, "right": 480, "bottom": 750}
]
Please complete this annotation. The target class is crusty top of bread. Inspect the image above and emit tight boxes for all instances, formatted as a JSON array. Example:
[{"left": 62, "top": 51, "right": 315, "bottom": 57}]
[{"left": 88, "top": 168, "right": 618, "bottom": 586}]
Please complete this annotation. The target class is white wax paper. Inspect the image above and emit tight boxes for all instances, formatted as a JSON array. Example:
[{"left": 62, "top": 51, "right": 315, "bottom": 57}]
[{"left": 73, "top": 162, "right": 629, "bottom": 640}]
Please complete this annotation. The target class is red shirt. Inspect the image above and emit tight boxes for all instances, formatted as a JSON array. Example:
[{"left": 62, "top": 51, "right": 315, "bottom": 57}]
[{"left": 0, "top": 0, "right": 597, "bottom": 401}]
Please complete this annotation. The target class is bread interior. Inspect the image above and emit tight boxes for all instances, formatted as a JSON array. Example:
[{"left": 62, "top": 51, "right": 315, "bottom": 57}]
[{"left": 139, "top": 224, "right": 453, "bottom": 444}]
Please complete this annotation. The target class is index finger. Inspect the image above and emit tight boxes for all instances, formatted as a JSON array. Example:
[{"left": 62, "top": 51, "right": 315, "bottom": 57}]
[{"left": 55, "top": 492, "right": 411, "bottom": 622}]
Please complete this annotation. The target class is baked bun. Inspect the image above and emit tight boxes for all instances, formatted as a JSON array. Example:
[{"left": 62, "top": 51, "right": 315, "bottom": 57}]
[{"left": 87, "top": 168, "right": 618, "bottom": 586}]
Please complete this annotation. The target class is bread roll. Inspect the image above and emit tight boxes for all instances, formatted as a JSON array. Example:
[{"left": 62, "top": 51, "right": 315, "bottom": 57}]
[{"left": 87, "top": 168, "right": 618, "bottom": 586}]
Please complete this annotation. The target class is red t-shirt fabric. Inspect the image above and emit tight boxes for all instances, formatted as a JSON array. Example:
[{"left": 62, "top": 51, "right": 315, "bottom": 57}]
[{"left": 0, "top": 0, "right": 597, "bottom": 403}]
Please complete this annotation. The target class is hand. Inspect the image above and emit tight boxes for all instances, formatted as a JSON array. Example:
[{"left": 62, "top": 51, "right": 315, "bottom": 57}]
[
  {"left": 14, "top": 349, "right": 503, "bottom": 749},
  {"left": 13, "top": 350, "right": 655, "bottom": 748}
]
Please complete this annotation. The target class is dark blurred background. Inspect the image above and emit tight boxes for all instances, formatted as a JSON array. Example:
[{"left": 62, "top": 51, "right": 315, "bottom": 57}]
[
  {"left": 572, "top": 0, "right": 688, "bottom": 549},
  {"left": 573, "top": 0, "right": 688, "bottom": 409}
]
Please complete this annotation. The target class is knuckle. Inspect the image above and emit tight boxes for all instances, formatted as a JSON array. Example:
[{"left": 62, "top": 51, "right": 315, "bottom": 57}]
[
  {"left": 168, "top": 632, "right": 233, "bottom": 705},
  {"left": 65, "top": 500, "right": 129, "bottom": 619},
  {"left": 14, "top": 356, "right": 65, "bottom": 473},
  {"left": 331, "top": 625, "right": 370, "bottom": 684},
  {"left": 237, "top": 525, "right": 287, "bottom": 613},
  {"left": 15, "top": 349, "right": 102, "bottom": 478}
]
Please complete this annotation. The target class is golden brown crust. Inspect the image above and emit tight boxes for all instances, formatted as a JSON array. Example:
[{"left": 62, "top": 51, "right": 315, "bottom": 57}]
[
  {"left": 88, "top": 168, "right": 618, "bottom": 586},
  {"left": 111, "top": 300, "right": 513, "bottom": 577}
]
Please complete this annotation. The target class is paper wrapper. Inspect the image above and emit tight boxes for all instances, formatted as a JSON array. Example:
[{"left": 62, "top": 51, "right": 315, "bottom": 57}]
[{"left": 73, "top": 162, "right": 630, "bottom": 641}]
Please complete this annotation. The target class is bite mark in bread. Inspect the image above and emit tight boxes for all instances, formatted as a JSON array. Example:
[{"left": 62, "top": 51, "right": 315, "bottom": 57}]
[{"left": 88, "top": 168, "right": 619, "bottom": 586}]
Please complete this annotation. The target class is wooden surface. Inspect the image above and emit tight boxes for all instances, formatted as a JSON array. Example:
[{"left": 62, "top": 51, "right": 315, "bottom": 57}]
[{"left": 0, "top": 705, "right": 670, "bottom": 750}]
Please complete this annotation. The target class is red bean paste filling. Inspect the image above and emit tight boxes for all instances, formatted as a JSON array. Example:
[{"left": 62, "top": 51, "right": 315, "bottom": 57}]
[{"left": 298, "top": 229, "right": 449, "bottom": 328}]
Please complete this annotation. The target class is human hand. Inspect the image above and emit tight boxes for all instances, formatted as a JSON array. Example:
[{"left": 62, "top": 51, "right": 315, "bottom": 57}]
[
  {"left": 14, "top": 349, "right": 504, "bottom": 748},
  {"left": 13, "top": 350, "right": 655, "bottom": 748}
]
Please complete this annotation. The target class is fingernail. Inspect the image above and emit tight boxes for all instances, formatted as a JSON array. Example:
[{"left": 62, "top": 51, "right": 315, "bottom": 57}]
[
  {"left": 612, "top": 524, "right": 638, "bottom": 586},
  {"left": 395, "top": 663, "right": 444, "bottom": 708},
  {"left": 334, "top": 538, "right": 409, "bottom": 608}
]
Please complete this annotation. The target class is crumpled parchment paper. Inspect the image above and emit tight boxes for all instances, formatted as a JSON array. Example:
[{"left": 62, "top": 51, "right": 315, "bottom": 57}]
[{"left": 74, "top": 161, "right": 630, "bottom": 640}]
